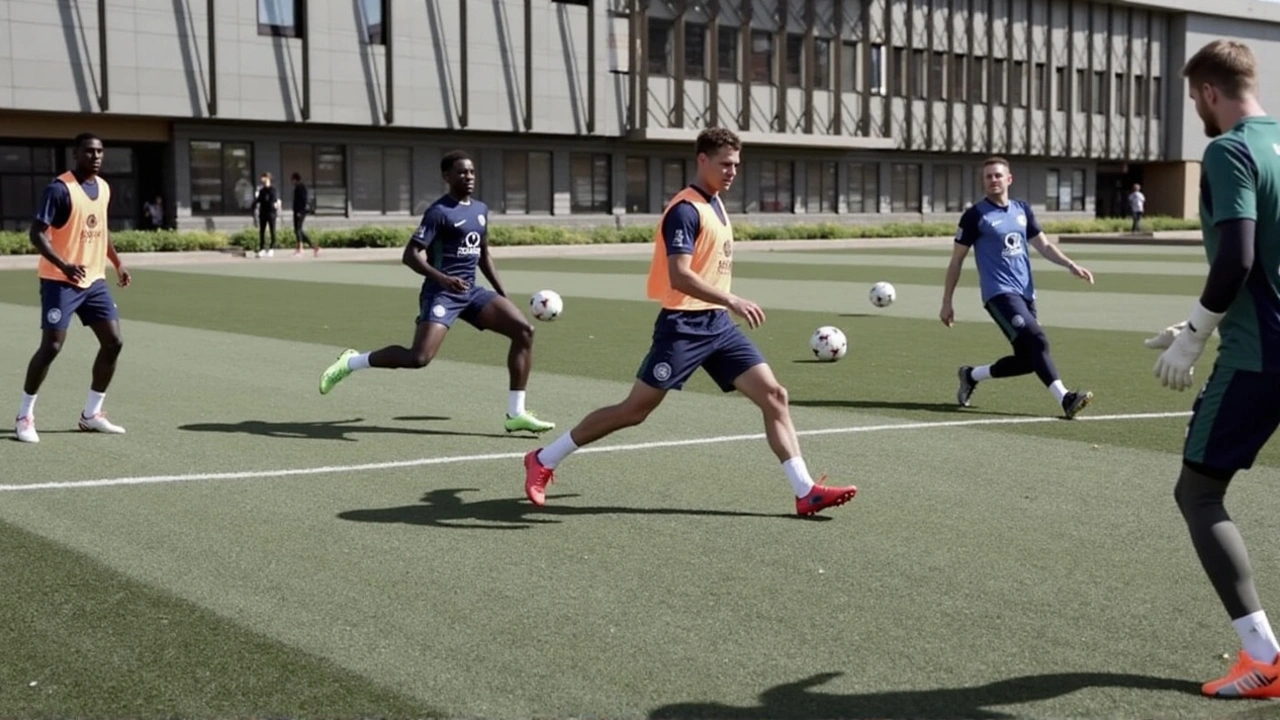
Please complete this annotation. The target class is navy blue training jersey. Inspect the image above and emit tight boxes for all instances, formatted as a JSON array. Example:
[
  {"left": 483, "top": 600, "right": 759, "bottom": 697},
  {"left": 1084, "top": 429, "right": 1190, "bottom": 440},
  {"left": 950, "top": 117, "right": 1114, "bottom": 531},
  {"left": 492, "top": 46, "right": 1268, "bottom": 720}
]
[
  {"left": 955, "top": 197, "right": 1043, "bottom": 303},
  {"left": 34, "top": 176, "right": 101, "bottom": 229},
  {"left": 411, "top": 194, "right": 489, "bottom": 289}
]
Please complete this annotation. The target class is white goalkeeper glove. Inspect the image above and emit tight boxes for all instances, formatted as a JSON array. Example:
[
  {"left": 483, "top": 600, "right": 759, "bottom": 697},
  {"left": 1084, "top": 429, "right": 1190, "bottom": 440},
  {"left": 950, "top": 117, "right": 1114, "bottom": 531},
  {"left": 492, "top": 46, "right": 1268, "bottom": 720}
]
[
  {"left": 1144, "top": 321, "right": 1188, "bottom": 350},
  {"left": 1153, "top": 304, "right": 1224, "bottom": 391}
]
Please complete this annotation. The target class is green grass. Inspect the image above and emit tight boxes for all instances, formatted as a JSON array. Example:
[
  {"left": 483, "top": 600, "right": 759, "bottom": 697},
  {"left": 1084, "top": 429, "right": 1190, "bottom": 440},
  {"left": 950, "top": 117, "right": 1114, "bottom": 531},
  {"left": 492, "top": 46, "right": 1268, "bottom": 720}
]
[{"left": 0, "top": 242, "right": 1274, "bottom": 719}]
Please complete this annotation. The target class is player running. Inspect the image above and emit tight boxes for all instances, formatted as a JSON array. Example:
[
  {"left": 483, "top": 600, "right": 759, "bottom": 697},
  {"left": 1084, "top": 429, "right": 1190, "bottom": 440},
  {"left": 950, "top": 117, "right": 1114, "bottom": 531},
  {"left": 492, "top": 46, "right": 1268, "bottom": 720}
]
[
  {"left": 520, "top": 127, "right": 857, "bottom": 517},
  {"left": 940, "top": 156, "right": 1096, "bottom": 419},
  {"left": 15, "top": 132, "right": 132, "bottom": 443},
  {"left": 317, "top": 150, "right": 554, "bottom": 435},
  {"left": 1147, "top": 39, "right": 1280, "bottom": 699}
]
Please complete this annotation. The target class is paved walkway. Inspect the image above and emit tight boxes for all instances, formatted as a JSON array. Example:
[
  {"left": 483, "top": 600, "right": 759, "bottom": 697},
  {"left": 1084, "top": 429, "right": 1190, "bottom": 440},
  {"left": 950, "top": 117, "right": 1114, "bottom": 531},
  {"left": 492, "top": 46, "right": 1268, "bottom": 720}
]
[{"left": 0, "top": 231, "right": 1200, "bottom": 271}]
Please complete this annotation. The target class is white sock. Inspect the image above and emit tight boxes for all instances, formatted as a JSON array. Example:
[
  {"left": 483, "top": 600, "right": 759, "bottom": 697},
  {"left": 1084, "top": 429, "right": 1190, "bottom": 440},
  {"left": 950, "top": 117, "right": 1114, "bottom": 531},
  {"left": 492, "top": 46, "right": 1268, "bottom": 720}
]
[
  {"left": 84, "top": 390, "right": 105, "bottom": 418},
  {"left": 17, "top": 392, "right": 36, "bottom": 419},
  {"left": 537, "top": 432, "right": 579, "bottom": 469},
  {"left": 971, "top": 365, "right": 993, "bottom": 382},
  {"left": 1049, "top": 380, "right": 1068, "bottom": 403},
  {"left": 1234, "top": 611, "right": 1280, "bottom": 664},
  {"left": 508, "top": 390, "right": 526, "bottom": 418},
  {"left": 783, "top": 457, "right": 816, "bottom": 498},
  {"left": 347, "top": 352, "right": 371, "bottom": 371}
]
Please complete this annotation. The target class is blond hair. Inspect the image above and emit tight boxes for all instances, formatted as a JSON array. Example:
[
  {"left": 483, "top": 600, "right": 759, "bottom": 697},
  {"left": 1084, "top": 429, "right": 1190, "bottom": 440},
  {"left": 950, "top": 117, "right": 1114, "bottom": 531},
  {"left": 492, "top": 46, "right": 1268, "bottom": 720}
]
[{"left": 1182, "top": 39, "right": 1257, "bottom": 99}]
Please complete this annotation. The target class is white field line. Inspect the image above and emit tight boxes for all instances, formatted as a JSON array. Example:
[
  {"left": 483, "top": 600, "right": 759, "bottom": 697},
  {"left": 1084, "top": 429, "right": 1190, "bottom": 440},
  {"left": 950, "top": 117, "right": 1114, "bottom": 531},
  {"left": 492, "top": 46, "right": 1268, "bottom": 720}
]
[{"left": 0, "top": 411, "right": 1190, "bottom": 493}]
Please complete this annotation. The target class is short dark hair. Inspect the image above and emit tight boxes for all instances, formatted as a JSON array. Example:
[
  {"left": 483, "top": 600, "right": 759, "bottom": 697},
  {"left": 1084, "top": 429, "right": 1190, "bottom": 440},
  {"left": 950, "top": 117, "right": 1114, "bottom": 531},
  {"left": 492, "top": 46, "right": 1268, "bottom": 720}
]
[
  {"left": 695, "top": 127, "right": 742, "bottom": 158},
  {"left": 291, "top": 172, "right": 301, "bottom": 182},
  {"left": 441, "top": 150, "right": 472, "bottom": 173},
  {"left": 1183, "top": 39, "right": 1257, "bottom": 99},
  {"left": 73, "top": 132, "right": 101, "bottom": 149},
  {"left": 982, "top": 156, "right": 1011, "bottom": 171}
]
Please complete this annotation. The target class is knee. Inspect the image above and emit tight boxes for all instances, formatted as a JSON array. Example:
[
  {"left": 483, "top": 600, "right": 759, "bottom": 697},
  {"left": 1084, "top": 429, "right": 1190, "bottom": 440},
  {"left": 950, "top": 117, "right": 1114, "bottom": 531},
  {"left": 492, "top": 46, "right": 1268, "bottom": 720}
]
[
  {"left": 512, "top": 321, "right": 534, "bottom": 348},
  {"left": 1014, "top": 329, "right": 1049, "bottom": 357},
  {"left": 408, "top": 350, "right": 434, "bottom": 369},
  {"left": 617, "top": 398, "right": 658, "bottom": 427},
  {"left": 760, "top": 382, "right": 790, "bottom": 415},
  {"left": 1175, "top": 463, "right": 1231, "bottom": 514},
  {"left": 101, "top": 337, "right": 123, "bottom": 355},
  {"left": 39, "top": 340, "right": 63, "bottom": 358}
]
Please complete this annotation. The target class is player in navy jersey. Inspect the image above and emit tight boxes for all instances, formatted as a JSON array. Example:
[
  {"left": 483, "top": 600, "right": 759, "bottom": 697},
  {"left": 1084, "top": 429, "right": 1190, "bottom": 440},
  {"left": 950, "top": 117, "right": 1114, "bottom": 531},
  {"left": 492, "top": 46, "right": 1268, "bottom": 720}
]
[
  {"left": 318, "top": 150, "right": 554, "bottom": 435},
  {"left": 940, "top": 156, "right": 1096, "bottom": 419}
]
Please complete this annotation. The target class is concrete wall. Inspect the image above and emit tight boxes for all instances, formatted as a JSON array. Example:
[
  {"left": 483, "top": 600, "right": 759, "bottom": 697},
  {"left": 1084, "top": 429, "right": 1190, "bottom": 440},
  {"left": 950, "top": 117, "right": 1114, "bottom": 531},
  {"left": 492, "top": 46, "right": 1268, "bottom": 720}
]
[{"left": 0, "top": 0, "right": 627, "bottom": 136}]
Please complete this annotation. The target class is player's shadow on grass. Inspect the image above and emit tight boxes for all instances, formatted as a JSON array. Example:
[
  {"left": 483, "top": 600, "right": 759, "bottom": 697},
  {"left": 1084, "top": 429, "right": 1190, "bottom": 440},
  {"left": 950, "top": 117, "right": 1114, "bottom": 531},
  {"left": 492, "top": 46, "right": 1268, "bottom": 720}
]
[
  {"left": 337, "top": 488, "right": 807, "bottom": 530},
  {"left": 178, "top": 417, "right": 519, "bottom": 442},
  {"left": 648, "top": 670, "right": 1202, "bottom": 720},
  {"left": 791, "top": 399, "right": 1038, "bottom": 417}
]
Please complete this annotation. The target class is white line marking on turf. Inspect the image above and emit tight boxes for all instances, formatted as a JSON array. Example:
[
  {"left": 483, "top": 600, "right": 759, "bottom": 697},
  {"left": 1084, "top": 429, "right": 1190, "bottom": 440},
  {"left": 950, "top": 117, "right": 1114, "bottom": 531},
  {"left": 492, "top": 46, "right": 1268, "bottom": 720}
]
[{"left": 0, "top": 411, "right": 1190, "bottom": 493}]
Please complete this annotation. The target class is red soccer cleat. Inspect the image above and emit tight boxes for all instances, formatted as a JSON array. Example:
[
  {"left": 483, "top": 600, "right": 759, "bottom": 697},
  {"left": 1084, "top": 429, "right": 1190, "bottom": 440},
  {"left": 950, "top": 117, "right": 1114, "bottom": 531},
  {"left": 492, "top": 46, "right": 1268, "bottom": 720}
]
[
  {"left": 796, "top": 477, "right": 858, "bottom": 517},
  {"left": 524, "top": 449, "right": 555, "bottom": 506}
]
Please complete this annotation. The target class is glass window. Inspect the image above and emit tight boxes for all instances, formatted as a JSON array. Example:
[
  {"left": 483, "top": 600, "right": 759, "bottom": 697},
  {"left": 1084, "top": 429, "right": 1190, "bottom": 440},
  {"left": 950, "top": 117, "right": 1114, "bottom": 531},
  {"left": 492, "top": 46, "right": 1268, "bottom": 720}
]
[
  {"left": 570, "top": 153, "right": 611, "bottom": 213},
  {"left": 1071, "top": 168, "right": 1086, "bottom": 211},
  {"left": 806, "top": 161, "right": 836, "bottom": 213},
  {"left": 717, "top": 26, "right": 739, "bottom": 81},
  {"left": 750, "top": 30, "right": 773, "bottom": 84},
  {"left": 384, "top": 147, "right": 411, "bottom": 214},
  {"left": 840, "top": 41, "right": 857, "bottom": 93},
  {"left": 890, "top": 163, "right": 921, "bottom": 213},
  {"left": 258, "top": 0, "right": 302, "bottom": 38},
  {"left": 814, "top": 38, "right": 831, "bottom": 90},
  {"left": 1034, "top": 62, "right": 1047, "bottom": 110},
  {"left": 758, "top": 160, "right": 793, "bottom": 212},
  {"left": 1011, "top": 61, "right": 1025, "bottom": 107},
  {"left": 283, "top": 143, "right": 347, "bottom": 215},
  {"left": 189, "top": 140, "right": 254, "bottom": 216},
  {"left": 993, "top": 59, "right": 1006, "bottom": 105},
  {"left": 785, "top": 34, "right": 804, "bottom": 86},
  {"left": 352, "top": 146, "right": 384, "bottom": 212},
  {"left": 932, "top": 163, "right": 963, "bottom": 213},
  {"left": 661, "top": 159, "right": 685, "bottom": 201},
  {"left": 502, "top": 151, "right": 552, "bottom": 214},
  {"left": 360, "top": 0, "right": 385, "bottom": 44},
  {"left": 722, "top": 171, "right": 745, "bottom": 213},
  {"left": 648, "top": 18, "right": 673, "bottom": 76},
  {"left": 0, "top": 146, "right": 32, "bottom": 173},
  {"left": 685, "top": 23, "right": 706, "bottom": 79},
  {"left": 869, "top": 44, "right": 884, "bottom": 95},
  {"left": 847, "top": 162, "right": 879, "bottom": 213},
  {"left": 929, "top": 51, "right": 946, "bottom": 100},
  {"left": 625, "top": 157, "right": 648, "bottom": 213},
  {"left": 1045, "top": 168, "right": 1061, "bottom": 211}
]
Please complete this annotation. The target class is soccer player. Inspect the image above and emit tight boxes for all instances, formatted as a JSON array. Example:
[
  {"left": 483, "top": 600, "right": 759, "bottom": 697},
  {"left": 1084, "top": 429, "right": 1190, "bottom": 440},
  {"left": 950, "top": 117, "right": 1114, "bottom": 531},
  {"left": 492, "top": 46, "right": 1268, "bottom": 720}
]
[
  {"left": 520, "top": 128, "right": 858, "bottom": 517},
  {"left": 317, "top": 150, "right": 554, "bottom": 435},
  {"left": 940, "top": 156, "right": 1096, "bottom": 419},
  {"left": 1148, "top": 39, "right": 1280, "bottom": 699},
  {"left": 15, "top": 132, "right": 131, "bottom": 443}
]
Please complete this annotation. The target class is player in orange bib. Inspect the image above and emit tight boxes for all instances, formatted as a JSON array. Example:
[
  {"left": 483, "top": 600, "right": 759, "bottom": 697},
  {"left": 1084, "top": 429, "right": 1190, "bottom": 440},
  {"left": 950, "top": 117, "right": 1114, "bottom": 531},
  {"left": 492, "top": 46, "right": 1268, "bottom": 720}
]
[
  {"left": 14, "top": 133, "right": 132, "bottom": 443},
  {"left": 521, "top": 127, "right": 857, "bottom": 516}
]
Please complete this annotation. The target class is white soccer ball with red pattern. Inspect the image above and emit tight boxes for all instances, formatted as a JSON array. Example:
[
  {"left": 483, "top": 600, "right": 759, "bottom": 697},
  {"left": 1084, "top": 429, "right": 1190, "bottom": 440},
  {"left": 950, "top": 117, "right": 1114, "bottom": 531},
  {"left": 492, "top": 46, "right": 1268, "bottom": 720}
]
[
  {"left": 809, "top": 326, "right": 848, "bottom": 362},
  {"left": 529, "top": 290, "right": 563, "bottom": 321}
]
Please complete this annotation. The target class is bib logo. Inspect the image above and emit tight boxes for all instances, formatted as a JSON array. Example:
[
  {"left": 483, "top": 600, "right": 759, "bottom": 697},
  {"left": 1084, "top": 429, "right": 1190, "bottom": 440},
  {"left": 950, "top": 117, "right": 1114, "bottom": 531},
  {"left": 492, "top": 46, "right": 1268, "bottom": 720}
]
[
  {"left": 458, "top": 231, "right": 483, "bottom": 257},
  {"left": 717, "top": 237, "right": 734, "bottom": 274},
  {"left": 86, "top": 214, "right": 98, "bottom": 229},
  {"left": 1001, "top": 232, "right": 1025, "bottom": 258}
]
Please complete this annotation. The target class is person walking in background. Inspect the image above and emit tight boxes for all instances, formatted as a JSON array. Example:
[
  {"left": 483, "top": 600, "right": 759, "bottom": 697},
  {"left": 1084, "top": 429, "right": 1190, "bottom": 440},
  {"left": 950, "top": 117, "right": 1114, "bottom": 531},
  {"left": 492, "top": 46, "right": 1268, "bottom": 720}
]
[
  {"left": 291, "top": 173, "right": 318, "bottom": 257},
  {"left": 252, "top": 172, "right": 281, "bottom": 258},
  {"left": 1129, "top": 183, "right": 1146, "bottom": 233}
]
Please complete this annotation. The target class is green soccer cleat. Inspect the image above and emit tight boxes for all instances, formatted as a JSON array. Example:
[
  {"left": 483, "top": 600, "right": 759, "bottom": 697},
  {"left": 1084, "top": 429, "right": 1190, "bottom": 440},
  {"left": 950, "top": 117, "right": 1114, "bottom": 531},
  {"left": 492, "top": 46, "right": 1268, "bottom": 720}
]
[
  {"left": 504, "top": 410, "right": 555, "bottom": 434},
  {"left": 319, "top": 348, "right": 358, "bottom": 395}
]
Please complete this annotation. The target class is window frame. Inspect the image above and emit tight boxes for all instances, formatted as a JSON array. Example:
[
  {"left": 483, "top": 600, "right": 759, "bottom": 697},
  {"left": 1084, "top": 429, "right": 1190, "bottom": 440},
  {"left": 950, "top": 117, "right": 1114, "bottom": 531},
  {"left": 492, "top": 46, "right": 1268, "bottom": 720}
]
[{"left": 258, "top": 0, "right": 304, "bottom": 39}]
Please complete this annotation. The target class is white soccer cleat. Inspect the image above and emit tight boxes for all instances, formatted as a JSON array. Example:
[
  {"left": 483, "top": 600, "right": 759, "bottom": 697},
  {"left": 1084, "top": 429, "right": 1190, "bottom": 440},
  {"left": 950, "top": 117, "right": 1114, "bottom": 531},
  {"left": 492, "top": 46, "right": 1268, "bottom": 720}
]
[
  {"left": 78, "top": 413, "right": 126, "bottom": 434},
  {"left": 15, "top": 416, "right": 39, "bottom": 443}
]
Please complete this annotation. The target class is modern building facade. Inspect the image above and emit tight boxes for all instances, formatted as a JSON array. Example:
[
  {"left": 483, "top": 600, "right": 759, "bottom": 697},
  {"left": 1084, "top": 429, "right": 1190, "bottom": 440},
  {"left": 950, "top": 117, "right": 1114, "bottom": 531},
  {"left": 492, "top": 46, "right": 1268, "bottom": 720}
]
[{"left": 0, "top": 0, "right": 1274, "bottom": 232}]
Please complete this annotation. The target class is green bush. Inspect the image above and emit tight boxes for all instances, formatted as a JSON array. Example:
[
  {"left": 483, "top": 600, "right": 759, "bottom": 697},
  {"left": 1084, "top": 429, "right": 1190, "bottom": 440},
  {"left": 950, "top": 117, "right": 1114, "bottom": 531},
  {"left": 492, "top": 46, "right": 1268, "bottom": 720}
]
[{"left": 0, "top": 215, "right": 1201, "bottom": 256}]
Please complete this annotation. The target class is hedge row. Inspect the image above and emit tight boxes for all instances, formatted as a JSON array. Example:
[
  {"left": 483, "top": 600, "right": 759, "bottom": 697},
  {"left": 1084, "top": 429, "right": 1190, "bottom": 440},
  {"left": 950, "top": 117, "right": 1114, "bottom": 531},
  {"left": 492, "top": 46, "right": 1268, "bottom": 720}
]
[{"left": 0, "top": 215, "right": 1200, "bottom": 255}]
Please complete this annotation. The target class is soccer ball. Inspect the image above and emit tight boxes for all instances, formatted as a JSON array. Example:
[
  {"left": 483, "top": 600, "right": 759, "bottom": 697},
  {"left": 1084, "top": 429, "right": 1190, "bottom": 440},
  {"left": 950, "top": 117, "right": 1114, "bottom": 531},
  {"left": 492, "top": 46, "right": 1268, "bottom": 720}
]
[
  {"left": 529, "top": 290, "right": 563, "bottom": 321},
  {"left": 869, "top": 281, "right": 896, "bottom": 308},
  {"left": 809, "top": 326, "right": 848, "bottom": 362}
]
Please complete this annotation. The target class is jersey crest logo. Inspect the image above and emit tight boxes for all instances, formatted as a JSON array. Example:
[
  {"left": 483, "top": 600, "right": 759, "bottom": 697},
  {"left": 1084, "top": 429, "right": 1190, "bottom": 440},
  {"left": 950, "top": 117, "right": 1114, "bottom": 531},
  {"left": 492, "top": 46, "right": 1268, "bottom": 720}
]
[
  {"left": 458, "top": 231, "right": 482, "bottom": 257},
  {"left": 46, "top": 308, "right": 62, "bottom": 325},
  {"left": 478, "top": 215, "right": 486, "bottom": 226},
  {"left": 1016, "top": 214, "right": 1027, "bottom": 226},
  {"left": 1001, "top": 232, "right": 1025, "bottom": 258},
  {"left": 653, "top": 362, "right": 673, "bottom": 382}
]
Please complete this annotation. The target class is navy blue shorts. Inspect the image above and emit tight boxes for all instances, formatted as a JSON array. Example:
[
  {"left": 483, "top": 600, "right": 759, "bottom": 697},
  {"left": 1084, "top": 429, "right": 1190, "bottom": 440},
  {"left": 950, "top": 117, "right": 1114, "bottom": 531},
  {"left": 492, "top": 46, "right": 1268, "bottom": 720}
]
[
  {"left": 40, "top": 278, "right": 118, "bottom": 331},
  {"left": 417, "top": 285, "right": 499, "bottom": 329},
  {"left": 636, "top": 309, "right": 766, "bottom": 393},
  {"left": 1184, "top": 364, "right": 1280, "bottom": 473},
  {"left": 984, "top": 292, "right": 1042, "bottom": 343}
]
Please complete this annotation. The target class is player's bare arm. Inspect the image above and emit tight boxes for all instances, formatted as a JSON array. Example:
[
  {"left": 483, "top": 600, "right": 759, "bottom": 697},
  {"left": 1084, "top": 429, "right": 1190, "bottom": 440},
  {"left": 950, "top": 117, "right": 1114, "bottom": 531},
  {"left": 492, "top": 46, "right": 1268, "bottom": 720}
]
[
  {"left": 477, "top": 240, "right": 506, "bottom": 297},
  {"left": 105, "top": 231, "right": 130, "bottom": 287},
  {"left": 668, "top": 254, "right": 765, "bottom": 328},
  {"left": 402, "top": 239, "right": 466, "bottom": 293},
  {"left": 939, "top": 242, "right": 969, "bottom": 327},
  {"left": 28, "top": 220, "right": 84, "bottom": 284},
  {"left": 1029, "top": 233, "right": 1094, "bottom": 283}
]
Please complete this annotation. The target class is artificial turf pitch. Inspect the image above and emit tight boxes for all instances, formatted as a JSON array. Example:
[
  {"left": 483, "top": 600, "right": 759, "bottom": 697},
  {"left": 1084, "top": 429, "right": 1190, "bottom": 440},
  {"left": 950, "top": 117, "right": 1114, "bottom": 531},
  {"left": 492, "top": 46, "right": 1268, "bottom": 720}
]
[{"left": 1, "top": 239, "right": 1277, "bottom": 719}]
